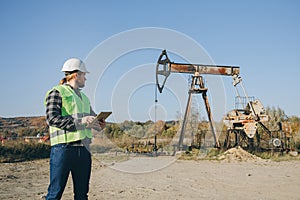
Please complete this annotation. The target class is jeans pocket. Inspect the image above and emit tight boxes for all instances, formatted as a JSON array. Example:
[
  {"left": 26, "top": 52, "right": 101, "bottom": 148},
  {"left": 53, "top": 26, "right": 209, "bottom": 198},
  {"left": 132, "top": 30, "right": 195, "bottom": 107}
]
[{"left": 50, "top": 144, "right": 68, "bottom": 166}]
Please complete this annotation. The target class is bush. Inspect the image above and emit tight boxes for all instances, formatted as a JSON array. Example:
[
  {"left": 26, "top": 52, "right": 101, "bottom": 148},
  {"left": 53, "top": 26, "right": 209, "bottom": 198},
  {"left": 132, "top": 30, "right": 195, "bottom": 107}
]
[{"left": 0, "top": 141, "right": 50, "bottom": 162}]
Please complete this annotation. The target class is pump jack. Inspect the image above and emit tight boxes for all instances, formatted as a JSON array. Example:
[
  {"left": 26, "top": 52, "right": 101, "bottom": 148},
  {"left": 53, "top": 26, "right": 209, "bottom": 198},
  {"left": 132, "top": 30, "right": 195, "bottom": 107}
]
[{"left": 156, "top": 50, "right": 240, "bottom": 149}]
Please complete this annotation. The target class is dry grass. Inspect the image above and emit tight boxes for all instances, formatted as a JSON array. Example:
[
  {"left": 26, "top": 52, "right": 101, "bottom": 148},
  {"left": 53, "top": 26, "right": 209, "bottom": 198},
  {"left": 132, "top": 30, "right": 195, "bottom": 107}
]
[{"left": 0, "top": 140, "right": 50, "bottom": 163}]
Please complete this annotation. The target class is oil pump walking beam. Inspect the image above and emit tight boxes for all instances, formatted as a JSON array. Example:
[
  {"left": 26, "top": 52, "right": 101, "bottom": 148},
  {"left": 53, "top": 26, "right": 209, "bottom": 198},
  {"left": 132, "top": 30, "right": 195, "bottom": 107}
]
[
  {"left": 156, "top": 50, "right": 240, "bottom": 93},
  {"left": 158, "top": 62, "right": 240, "bottom": 75}
]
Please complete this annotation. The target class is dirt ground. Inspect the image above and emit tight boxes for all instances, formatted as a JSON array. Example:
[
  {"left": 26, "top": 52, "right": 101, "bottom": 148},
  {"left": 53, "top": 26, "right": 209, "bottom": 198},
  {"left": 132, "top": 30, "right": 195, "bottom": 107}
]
[{"left": 1, "top": 149, "right": 300, "bottom": 200}]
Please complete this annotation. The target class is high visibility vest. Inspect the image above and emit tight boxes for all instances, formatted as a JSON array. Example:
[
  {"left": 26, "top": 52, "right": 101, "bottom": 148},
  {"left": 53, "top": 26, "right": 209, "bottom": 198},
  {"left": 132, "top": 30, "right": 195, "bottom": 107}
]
[{"left": 45, "top": 85, "right": 92, "bottom": 146}]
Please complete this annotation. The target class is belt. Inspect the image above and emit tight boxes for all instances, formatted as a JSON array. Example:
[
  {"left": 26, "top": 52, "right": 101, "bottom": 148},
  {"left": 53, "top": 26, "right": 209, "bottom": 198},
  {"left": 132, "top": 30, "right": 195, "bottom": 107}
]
[{"left": 67, "top": 140, "right": 84, "bottom": 146}]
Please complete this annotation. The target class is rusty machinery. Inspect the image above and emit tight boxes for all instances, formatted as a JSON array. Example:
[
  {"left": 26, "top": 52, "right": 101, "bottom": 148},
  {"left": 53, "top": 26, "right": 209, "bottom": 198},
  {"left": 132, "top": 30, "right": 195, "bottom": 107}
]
[
  {"left": 155, "top": 50, "right": 293, "bottom": 153},
  {"left": 155, "top": 50, "right": 239, "bottom": 150},
  {"left": 223, "top": 75, "right": 292, "bottom": 152}
]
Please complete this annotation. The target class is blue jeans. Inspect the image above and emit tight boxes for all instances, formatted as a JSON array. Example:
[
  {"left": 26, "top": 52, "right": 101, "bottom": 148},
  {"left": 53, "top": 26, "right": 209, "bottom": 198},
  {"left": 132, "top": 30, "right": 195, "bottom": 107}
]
[{"left": 46, "top": 144, "right": 91, "bottom": 200}]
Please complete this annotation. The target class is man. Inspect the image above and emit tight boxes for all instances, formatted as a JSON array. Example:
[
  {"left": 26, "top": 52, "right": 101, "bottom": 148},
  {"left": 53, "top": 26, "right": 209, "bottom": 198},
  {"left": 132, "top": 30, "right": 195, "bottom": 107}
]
[{"left": 44, "top": 58, "right": 105, "bottom": 200}]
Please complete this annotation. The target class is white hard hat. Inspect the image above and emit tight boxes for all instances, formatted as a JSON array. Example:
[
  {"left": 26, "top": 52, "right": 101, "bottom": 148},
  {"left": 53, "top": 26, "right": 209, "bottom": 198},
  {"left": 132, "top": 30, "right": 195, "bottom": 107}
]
[{"left": 61, "top": 58, "right": 89, "bottom": 73}]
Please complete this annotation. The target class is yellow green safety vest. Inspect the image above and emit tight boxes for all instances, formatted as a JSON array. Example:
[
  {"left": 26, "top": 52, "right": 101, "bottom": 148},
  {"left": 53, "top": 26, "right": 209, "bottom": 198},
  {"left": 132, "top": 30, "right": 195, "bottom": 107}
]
[{"left": 45, "top": 85, "right": 92, "bottom": 146}]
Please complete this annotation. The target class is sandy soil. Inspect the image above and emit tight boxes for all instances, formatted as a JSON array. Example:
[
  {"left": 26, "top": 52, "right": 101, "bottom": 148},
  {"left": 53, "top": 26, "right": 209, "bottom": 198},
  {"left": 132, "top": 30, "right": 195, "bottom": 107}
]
[{"left": 1, "top": 150, "right": 300, "bottom": 200}]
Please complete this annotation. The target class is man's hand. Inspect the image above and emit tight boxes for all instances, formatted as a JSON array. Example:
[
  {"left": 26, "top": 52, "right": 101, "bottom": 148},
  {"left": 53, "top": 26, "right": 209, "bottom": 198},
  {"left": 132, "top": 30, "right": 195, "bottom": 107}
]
[
  {"left": 81, "top": 116, "right": 95, "bottom": 125},
  {"left": 99, "top": 119, "right": 106, "bottom": 130},
  {"left": 89, "top": 119, "right": 106, "bottom": 131}
]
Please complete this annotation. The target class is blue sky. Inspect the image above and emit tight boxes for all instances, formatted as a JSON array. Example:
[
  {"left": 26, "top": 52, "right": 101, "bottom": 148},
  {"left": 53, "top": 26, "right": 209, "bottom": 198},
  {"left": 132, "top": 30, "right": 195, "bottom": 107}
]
[{"left": 0, "top": 0, "right": 299, "bottom": 122}]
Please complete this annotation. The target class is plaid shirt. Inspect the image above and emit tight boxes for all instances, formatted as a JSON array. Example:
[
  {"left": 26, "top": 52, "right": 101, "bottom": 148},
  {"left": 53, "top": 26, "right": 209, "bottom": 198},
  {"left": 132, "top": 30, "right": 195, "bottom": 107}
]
[{"left": 45, "top": 85, "right": 96, "bottom": 132}]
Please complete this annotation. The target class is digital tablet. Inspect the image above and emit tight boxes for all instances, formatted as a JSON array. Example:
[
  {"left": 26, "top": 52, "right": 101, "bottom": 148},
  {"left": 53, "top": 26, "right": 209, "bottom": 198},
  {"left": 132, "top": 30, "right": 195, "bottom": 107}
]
[
  {"left": 86, "top": 111, "right": 112, "bottom": 128},
  {"left": 94, "top": 111, "right": 112, "bottom": 121}
]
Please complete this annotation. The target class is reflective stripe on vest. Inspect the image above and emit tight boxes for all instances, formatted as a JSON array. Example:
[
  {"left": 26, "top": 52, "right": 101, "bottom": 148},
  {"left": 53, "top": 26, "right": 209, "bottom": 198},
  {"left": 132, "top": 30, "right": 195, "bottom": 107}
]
[{"left": 45, "top": 85, "right": 92, "bottom": 146}]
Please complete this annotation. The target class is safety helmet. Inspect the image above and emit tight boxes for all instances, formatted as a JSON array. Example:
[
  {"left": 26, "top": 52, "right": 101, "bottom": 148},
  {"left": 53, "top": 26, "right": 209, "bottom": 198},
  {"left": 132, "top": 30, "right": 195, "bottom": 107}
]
[{"left": 61, "top": 58, "right": 89, "bottom": 73}]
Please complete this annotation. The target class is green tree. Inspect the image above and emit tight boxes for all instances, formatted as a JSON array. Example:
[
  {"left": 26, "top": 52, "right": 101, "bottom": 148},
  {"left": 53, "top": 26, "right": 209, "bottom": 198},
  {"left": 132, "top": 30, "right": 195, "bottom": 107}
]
[{"left": 265, "top": 106, "right": 286, "bottom": 131}]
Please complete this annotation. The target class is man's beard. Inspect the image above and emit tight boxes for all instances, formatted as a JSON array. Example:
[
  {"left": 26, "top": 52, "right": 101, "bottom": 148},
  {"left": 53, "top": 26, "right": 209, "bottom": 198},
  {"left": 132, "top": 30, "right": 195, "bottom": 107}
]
[{"left": 77, "top": 81, "right": 85, "bottom": 88}]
